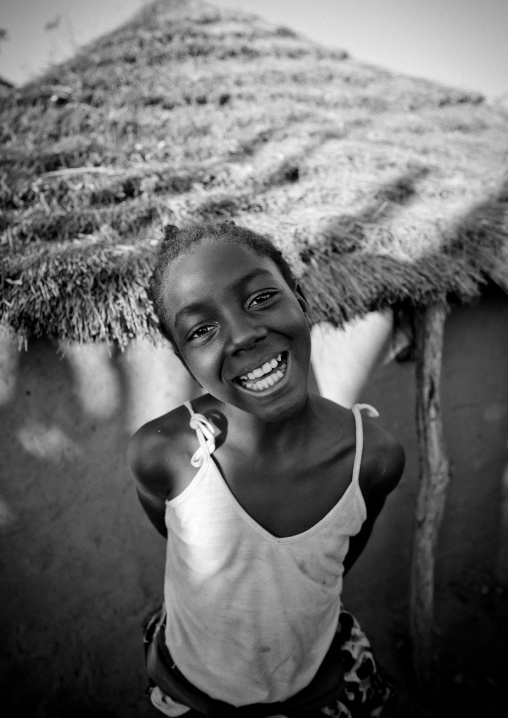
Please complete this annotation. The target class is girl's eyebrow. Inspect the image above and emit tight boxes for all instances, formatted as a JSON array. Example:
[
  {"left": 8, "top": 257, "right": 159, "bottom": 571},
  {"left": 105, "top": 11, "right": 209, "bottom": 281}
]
[
  {"left": 174, "top": 301, "right": 209, "bottom": 329},
  {"left": 230, "top": 268, "right": 274, "bottom": 292},
  {"left": 174, "top": 269, "right": 275, "bottom": 328}
]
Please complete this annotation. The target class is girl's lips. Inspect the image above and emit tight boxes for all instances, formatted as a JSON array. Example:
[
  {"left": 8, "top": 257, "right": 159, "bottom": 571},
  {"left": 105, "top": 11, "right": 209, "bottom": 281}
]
[
  {"left": 234, "top": 353, "right": 291, "bottom": 395},
  {"left": 233, "top": 351, "right": 287, "bottom": 383}
]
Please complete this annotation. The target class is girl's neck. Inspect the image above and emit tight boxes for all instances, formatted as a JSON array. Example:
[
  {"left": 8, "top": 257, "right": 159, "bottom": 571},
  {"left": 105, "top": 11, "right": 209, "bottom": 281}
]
[{"left": 221, "top": 393, "right": 319, "bottom": 456}]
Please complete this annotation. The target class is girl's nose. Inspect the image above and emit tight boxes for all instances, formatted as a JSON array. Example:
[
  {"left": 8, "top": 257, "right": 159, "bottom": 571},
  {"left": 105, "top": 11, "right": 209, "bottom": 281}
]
[{"left": 226, "top": 314, "right": 268, "bottom": 353}]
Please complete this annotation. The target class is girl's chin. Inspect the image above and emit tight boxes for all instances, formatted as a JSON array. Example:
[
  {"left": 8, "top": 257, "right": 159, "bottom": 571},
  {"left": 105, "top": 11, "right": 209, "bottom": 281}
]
[{"left": 234, "top": 379, "right": 309, "bottom": 422}]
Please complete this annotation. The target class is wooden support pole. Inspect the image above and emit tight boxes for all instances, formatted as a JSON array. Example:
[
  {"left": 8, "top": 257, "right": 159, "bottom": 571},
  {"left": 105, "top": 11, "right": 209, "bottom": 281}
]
[{"left": 410, "top": 302, "right": 451, "bottom": 692}]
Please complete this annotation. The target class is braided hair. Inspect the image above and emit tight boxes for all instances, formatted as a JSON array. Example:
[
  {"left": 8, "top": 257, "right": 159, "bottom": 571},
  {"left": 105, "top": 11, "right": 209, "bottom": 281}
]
[{"left": 148, "top": 220, "right": 296, "bottom": 348}]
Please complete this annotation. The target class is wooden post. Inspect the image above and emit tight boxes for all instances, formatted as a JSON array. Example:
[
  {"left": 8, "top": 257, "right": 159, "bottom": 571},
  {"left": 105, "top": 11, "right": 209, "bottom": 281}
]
[{"left": 410, "top": 302, "right": 451, "bottom": 692}]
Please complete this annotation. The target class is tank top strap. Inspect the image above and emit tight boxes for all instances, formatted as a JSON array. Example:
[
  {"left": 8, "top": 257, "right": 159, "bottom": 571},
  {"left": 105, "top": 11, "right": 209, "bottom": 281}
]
[
  {"left": 184, "top": 401, "right": 217, "bottom": 468},
  {"left": 351, "top": 403, "right": 379, "bottom": 486}
]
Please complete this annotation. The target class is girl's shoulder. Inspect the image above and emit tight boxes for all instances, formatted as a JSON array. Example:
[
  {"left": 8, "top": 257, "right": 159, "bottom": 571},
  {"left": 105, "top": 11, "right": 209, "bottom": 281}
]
[
  {"left": 128, "top": 401, "right": 200, "bottom": 497},
  {"left": 313, "top": 395, "right": 405, "bottom": 499},
  {"left": 356, "top": 407, "right": 405, "bottom": 501}
]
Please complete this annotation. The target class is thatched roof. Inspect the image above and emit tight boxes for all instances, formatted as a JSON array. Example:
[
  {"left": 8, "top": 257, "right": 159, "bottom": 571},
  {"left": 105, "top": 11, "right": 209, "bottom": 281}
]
[
  {"left": 0, "top": 76, "right": 14, "bottom": 91},
  {"left": 1, "top": 0, "right": 507, "bottom": 346}
]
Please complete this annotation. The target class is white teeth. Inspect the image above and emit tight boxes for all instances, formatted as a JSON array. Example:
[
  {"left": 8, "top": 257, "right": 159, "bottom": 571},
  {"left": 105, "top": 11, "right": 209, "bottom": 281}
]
[
  {"left": 242, "top": 361, "right": 287, "bottom": 392},
  {"left": 237, "top": 353, "right": 286, "bottom": 386}
]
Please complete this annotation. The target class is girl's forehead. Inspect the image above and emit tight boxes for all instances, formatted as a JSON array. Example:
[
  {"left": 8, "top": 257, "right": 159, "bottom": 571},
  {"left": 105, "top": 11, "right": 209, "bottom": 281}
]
[{"left": 164, "top": 239, "right": 284, "bottom": 293}]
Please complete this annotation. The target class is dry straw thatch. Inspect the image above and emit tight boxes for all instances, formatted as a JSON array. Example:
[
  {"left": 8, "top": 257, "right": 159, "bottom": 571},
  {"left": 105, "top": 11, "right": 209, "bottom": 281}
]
[{"left": 1, "top": 0, "right": 508, "bottom": 346}]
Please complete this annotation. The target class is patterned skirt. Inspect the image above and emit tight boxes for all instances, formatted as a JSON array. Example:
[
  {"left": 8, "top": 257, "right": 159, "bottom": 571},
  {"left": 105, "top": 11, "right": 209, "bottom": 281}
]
[{"left": 320, "top": 609, "right": 392, "bottom": 717}]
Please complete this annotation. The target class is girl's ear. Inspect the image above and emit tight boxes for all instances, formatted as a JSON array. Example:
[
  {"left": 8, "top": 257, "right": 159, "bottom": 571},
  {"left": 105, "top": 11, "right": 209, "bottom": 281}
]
[{"left": 294, "top": 283, "right": 310, "bottom": 321}]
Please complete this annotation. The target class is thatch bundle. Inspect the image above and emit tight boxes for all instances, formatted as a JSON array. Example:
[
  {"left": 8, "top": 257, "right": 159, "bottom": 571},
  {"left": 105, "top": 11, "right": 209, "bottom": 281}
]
[{"left": 1, "top": 0, "right": 507, "bottom": 346}]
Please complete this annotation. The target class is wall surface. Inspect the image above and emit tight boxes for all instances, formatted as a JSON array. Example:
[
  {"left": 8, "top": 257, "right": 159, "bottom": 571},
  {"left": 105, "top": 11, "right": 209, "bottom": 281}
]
[
  {"left": 0, "top": 338, "right": 199, "bottom": 718},
  {"left": 0, "top": 287, "right": 507, "bottom": 716}
]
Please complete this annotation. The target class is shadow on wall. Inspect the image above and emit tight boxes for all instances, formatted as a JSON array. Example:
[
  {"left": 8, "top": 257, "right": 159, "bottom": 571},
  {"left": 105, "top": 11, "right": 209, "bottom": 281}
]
[{"left": 0, "top": 336, "right": 199, "bottom": 718}]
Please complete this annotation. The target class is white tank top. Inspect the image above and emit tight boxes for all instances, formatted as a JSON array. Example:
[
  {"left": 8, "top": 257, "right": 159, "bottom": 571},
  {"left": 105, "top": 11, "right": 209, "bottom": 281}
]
[{"left": 162, "top": 401, "right": 377, "bottom": 707}]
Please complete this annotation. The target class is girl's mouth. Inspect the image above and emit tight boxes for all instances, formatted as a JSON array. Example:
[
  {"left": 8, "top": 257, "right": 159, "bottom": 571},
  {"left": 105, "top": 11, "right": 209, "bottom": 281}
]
[{"left": 234, "top": 352, "right": 288, "bottom": 393}]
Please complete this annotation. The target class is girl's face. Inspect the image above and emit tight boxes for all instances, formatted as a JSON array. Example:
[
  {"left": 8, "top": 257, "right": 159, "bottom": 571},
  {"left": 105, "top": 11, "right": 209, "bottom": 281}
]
[{"left": 163, "top": 238, "right": 312, "bottom": 423}]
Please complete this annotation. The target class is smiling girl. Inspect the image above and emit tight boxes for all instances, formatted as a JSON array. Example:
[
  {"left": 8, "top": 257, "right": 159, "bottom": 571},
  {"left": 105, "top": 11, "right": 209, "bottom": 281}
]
[{"left": 129, "top": 221, "right": 405, "bottom": 717}]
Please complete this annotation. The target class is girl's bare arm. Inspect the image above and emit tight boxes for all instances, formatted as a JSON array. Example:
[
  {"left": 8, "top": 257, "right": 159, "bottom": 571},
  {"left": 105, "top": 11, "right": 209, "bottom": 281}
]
[{"left": 128, "top": 425, "right": 174, "bottom": 538}]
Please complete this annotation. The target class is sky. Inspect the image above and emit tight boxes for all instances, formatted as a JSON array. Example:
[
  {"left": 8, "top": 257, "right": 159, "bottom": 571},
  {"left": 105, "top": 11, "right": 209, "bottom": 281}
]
[{"left": 1, "top": 0, "right": 507, "bottom": 100}]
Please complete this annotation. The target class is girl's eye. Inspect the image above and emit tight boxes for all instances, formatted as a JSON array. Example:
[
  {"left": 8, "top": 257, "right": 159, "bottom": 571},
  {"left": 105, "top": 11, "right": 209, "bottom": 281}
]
[
  {"left": 249, "top": 291, "right": 277, "bottom": 308},
  {"left": 188, "top": 325, "right": 214, "bottom": 341}
]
